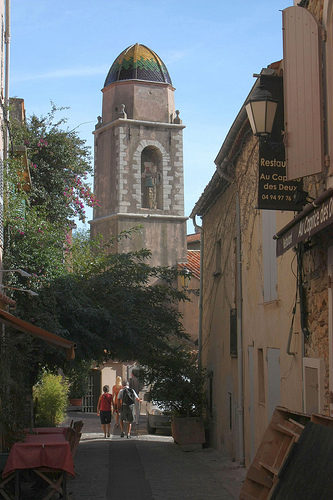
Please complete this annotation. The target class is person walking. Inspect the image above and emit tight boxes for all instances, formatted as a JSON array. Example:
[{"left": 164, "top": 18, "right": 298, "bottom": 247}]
[
  {"left": 117, "top": 380, "right": 142, "bottom": 438},
  {"left": 97, "top": 385, "right": 113, "bottom": 438},
  {"left": 112, "top": 376, "right": 122, "bottom": 428}
]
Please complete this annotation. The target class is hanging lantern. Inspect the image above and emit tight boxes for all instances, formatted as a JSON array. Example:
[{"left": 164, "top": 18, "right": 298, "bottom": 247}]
[{"left": 245, "top": 85, "right": 278, "bottom": 137}]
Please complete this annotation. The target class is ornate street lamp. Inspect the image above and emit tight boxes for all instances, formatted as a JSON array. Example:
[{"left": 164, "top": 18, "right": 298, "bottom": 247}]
[
  {"left": 245, "top": 85, "right": 278, "bottom": 137},
  {"left": 179, "top": 267, "right": 191, "bottom": 289}
]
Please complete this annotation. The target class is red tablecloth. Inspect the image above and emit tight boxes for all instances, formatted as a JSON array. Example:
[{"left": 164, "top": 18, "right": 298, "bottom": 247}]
[
  {"left": 2, "top": 434, "right": 75, "bottom": 478},
  {"left": 25, "top": 427, "right": 68, "bottom": 436}
]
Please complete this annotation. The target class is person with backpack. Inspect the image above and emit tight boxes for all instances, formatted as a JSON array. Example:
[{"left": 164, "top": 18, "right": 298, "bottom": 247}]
[
  {"left": 117, "top": 380, "right": 142, "bottom": 438},
  {"left": 97, "top": 385, "right": 113, "bottom": 438}
]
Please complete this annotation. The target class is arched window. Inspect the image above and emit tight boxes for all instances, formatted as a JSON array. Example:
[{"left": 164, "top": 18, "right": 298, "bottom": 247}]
[{"left": 141, "top": 147, "right": 162, "bottom": 209}]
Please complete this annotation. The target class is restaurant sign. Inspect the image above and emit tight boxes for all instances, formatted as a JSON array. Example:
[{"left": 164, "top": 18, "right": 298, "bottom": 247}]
[
  {"left": 258, "top": 142, "right": 302, "bottom": 211},
  {"left": 275, "top": 190, "right": 333, "bottom": 257}
]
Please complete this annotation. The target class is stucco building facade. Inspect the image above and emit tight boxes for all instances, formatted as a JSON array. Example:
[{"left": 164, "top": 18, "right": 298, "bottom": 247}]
[{"left": 191, "top": 0, "right": 333, "bottom": 468}]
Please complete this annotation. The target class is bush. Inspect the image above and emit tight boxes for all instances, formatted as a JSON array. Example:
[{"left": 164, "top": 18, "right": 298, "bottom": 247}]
[
  {"left": 148, "top": 360, "right": 207, "bottom": 418},
  {"left": 33, "top": 370, "right": 69, "bottom": 427}
]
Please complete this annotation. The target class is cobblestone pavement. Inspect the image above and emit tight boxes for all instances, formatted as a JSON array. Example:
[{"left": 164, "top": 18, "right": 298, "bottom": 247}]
[{"left": 63, "top": 411, "right": 246, "bottom": 500}]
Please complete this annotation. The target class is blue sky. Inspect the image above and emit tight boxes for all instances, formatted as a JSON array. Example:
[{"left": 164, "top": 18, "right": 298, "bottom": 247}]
[{"left": 10, "top": 0, "right": 292, "bottom": 233}]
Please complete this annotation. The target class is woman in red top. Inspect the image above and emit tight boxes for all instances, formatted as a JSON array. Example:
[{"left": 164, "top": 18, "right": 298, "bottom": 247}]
[
  {"left": 97, "top": 385, "right": 113, "bottom": 438},
  {"left": 112, "top": 376, "right": 122, "bottom": 427}
]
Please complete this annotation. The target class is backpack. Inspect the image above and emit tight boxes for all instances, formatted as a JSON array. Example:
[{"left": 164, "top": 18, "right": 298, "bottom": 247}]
[{"left": 122, "top": 387, "right": 135, "bottom": 405}]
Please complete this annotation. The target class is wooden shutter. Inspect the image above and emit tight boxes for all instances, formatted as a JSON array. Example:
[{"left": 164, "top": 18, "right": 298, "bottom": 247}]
[{"left": 283, "top": 6, "right": 324, "bottom": 180}]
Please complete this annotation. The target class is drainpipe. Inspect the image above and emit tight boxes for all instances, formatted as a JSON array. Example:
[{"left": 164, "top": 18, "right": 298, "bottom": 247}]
[
  {"left": 236, "top": 193, "right": 244, "bottom": 464},
  {"left": 192, "top": 214, "right": 203, "bottom": 369}
]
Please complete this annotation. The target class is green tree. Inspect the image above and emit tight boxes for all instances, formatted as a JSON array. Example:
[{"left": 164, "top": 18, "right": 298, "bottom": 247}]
[
  {"left": 3, "top": 104, "right": 98, "bottom": 287},
  {"left": 18, "top": 238, "right": 191, "bottom": 369},
  {"left": 10, "top": 103, "right": 97, "bottom": 225}
]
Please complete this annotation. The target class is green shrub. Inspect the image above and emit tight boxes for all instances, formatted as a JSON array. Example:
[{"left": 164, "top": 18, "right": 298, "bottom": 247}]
[
  {"left": 33, "top": 370, "right": 69, "bottom": 427},
  {"left": 148, "top": 360, "right": 207, "bottom": 418}
]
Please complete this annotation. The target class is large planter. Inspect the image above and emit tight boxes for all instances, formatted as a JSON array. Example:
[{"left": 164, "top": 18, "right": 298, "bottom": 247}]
[
  {"left": 69, "top": 398, "right": 83, "bottom": 406},
  {"left": 171, "top": 416, "right": 205, "bottom": 446}
]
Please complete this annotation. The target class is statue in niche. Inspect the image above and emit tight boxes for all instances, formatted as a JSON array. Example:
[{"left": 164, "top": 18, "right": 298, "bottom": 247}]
[{"left": 142, "top": 161, "right": 157, "bottom": 209}]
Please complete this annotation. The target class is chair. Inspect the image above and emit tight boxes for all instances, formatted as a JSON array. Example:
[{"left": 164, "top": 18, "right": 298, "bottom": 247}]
[
  {"left": 65, "top": 427, "right": 82, "bottom": 458},
  {"left": 73, "top": 421, "right": 83, "bottom": 433},
  {"left": 70, "top": 433, "right": 82, "bottom": 458},
  {"left": 65, "top": 427, "right": 77, "bottom": 450}
]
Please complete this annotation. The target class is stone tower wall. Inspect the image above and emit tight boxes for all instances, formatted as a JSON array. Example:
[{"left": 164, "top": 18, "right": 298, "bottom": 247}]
[{"left": 91, "top": 49, "right": 187, "bottom": 269}]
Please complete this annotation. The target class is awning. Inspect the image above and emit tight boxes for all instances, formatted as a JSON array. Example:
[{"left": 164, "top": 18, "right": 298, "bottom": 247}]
[
  {"left": 274, "top": 188, "right": 333, "bottom": 257},
  {"left": 0, "top": 309, "right": 75, "bottom": 360}
]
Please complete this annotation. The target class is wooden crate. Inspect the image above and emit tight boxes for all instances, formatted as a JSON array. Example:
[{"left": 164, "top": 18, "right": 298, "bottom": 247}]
[{"left": 240, "top": 407, "right": 310, "bottom": 500}]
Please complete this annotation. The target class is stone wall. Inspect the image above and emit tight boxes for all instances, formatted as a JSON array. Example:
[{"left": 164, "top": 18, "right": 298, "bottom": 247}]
[{"left": 303, "top": 239, "right": 330, "bottom": 413}]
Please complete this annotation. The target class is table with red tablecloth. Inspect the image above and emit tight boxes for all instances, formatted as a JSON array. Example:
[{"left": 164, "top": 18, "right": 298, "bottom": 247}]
[
  {"left": 1, "top": 433, "right": 74, "bottom": 499},
  {"left": 24, "top": 427, "right": 68, "bottom": 436}
]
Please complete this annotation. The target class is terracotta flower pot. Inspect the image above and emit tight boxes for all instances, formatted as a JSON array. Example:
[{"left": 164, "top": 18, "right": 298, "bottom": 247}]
[
  {"left": 171, "top": 416, "right": 205, "bottom": 445},
  {"left": 70, "top": 398, "right": 83, "bottom": 406}
]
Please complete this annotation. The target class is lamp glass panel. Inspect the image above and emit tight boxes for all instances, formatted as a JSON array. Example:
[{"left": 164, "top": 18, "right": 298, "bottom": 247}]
[
  {"left": 265, "top": 101, "right": 278, "bottom": 135},
  {"left": 251, "top": 100, "right": 267, "bottom": 134},
  {"left": 179, "top": 273, "right": 191, "bottom": 289},
  {"left": 245, "top": 102, "right": 257, "bottom": 136}
]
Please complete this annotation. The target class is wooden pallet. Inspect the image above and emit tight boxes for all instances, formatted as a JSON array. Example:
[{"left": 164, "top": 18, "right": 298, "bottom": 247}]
[{"left": 240, "top": 407, "right": 310, "bottom": 500}]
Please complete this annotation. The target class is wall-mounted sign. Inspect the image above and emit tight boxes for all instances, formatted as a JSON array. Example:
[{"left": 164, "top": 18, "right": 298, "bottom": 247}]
[
  {"left": 258, "top": 141, "right": 302, "bottom": 211},
  {"left": 257, "top": 75, "right": 303, "bottom": 212},
  {"left": 275, "top": 188, "right": 333, "bottom": 256}
]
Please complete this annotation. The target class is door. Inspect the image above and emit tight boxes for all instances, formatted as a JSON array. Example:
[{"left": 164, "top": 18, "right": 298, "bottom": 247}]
[{"left": 82, "top": 370, "right": 101, "bottom": 413}]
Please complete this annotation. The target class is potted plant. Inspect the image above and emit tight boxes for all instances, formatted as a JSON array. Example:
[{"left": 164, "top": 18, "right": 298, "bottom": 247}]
[
  {"left": 148, "top": 360, "right": 207, "bottom": 447},
  {"left": 66, "top": 360, "right": 91, "bottom": 406},
  {"left": 33, "top": 370, "right": 69, "bottom": 426}
]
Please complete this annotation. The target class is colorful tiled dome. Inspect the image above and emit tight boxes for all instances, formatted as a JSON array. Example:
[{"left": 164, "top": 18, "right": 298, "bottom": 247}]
[{"left": 104, "top": 43, "right": 172, "bottom": 87}]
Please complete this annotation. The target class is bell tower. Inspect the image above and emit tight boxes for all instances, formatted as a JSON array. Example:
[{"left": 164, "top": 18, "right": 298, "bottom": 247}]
[{"left": 90, "top": 44, "right": 187, "bottom": 267}]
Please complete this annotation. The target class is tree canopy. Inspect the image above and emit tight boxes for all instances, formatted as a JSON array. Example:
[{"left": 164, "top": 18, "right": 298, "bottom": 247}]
[
  {"left": 4, "top": 104, "right": 98, "bottom": 285},
  {"left": 17, "top": 241, "right": 191, "bottom": 370},
  {"left": 10, "top": 103, "right": 97, "bottom": 224}
]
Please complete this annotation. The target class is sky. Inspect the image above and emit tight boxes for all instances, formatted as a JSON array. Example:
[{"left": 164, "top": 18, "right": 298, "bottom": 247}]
[{"left": 10, "top": 0, "right": 292, "bottom": 234}]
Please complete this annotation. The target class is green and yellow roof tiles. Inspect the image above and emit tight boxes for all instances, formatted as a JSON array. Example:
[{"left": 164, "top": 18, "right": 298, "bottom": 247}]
[{"left": 104, "top": 43, "right": 172, "bottom": 87}]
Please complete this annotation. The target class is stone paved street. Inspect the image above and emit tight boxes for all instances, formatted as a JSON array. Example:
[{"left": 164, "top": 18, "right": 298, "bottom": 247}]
[{"left": 63, "top": 411, "right": 246, "bottom": 500}]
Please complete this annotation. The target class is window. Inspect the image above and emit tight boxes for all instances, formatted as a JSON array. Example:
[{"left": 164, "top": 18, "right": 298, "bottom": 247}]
[
  {"left": 303, "top": 357, "right": 325, "bottom": 414},
  {"left": 213, "top": 238, "right": 221, "bottom": 276},
  {"left": 228, "top": 392, "right": 233, "bottom": 430}
]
